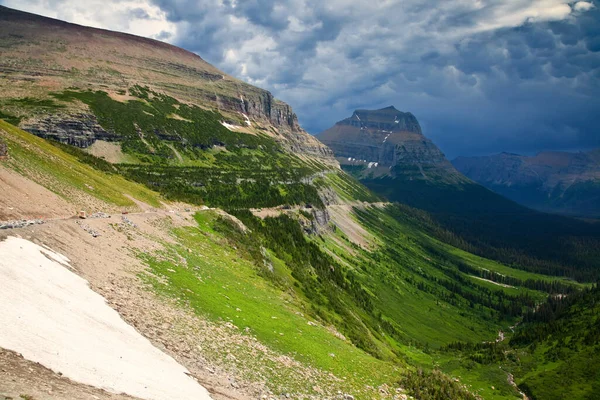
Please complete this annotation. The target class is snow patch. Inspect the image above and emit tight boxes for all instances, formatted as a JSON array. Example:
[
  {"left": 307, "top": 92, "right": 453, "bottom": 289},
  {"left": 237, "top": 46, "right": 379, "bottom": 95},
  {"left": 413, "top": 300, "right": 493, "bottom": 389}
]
[
  {"left": 0, "top": 236, "right": 212, "bottom": 400},
  {"left": 221, "top": 121, "right": 241, "bottom": 131}
]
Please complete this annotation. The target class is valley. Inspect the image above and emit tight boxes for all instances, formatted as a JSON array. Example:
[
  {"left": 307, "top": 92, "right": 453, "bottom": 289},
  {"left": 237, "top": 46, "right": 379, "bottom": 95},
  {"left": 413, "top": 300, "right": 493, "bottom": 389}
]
[{"left": 0, "top": 5, "right": 599, "bottom": 400}]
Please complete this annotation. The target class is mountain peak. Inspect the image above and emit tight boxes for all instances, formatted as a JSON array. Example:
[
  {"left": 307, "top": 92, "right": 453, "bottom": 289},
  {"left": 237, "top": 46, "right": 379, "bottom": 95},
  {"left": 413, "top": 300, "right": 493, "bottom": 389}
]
[
  {"left": 318, "top": 107, "right": 460, "bottom": 181},
  {"left": 341, "top": 106, "right": 422, "bottom": 135}
]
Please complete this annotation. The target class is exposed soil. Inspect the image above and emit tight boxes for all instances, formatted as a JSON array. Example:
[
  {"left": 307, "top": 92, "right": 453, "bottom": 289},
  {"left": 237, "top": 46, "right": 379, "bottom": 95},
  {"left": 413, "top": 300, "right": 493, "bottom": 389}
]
[
  {"left": 0, "top": 165, "right": 74, "bottom": 221},
  {"left": 0, "top": 207, "right": 337, "bottom": 400},
  {"left": 327, "top": 204, "right": 379, "bottom": 250}
]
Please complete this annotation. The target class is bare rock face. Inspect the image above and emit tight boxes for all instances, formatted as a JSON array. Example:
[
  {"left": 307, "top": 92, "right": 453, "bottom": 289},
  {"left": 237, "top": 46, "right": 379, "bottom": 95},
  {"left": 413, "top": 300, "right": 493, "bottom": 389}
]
[
  {"left": 318, "top": 106, "right": 458, "bottom": 180},
  {"left": 21, "top": 114, "right": 118, "bottom": 147},
  {"left": 217, "top": 91, "right": 334, "bottom": 159}
]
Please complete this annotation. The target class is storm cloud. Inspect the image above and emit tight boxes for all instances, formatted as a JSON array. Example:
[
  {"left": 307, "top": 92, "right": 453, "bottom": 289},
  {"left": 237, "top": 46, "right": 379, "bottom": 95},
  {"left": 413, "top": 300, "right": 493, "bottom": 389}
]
[{"left": 2, "top": 0, "right": 599, "bottom": 157}]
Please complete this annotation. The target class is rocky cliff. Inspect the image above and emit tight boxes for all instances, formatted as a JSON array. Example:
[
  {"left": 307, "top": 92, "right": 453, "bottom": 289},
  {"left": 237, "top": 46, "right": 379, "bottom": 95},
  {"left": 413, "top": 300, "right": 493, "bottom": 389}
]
[
  {"left": 0, "top": 6, "right": 333, "bottom": 162},
  {"left": 453, "top": 150, "right": 600, "bottom": 217},
  {"left": 318, "top": 106, "right": 459, "bottom": 181}
]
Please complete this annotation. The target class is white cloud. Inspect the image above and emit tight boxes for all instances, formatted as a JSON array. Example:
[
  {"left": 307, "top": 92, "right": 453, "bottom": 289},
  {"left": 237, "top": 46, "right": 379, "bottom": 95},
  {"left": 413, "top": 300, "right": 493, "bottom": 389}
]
[
  {"left": 574, "top": 1, "right": 595, "bottom": 12},
  {"left": 2, "top": 0, "right": 177, "bottom": 41}
]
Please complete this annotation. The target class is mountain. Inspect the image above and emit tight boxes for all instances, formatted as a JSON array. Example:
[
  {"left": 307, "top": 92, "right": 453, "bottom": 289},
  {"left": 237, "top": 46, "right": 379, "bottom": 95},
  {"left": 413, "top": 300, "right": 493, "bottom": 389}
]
[
  {"left": 318, "top": 106, "right": 462, "bottom": 182},
  {"left": 0, "top": 5, "right": 332, "bottom": 160},
  {"left": 453, "top": 150, "right": 600, "bottom": 218},
  {"left": 0, "top": 5, "right": 351, "bottom": 211}
]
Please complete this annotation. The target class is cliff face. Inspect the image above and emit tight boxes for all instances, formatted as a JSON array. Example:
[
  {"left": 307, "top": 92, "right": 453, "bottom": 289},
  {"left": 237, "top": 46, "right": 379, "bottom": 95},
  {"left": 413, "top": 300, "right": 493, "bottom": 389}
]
[
  {"left": 0, "top": 6, "right": 333, "bottom": 162},
  {"left": 20, "top": 114, "right": 116, "bottom": 148},
  {"left": 453, "top": 150, "right": 600, "bottom": 217},
  {"left": 318, "top": 106, "right": 459, "bottom": 180}
]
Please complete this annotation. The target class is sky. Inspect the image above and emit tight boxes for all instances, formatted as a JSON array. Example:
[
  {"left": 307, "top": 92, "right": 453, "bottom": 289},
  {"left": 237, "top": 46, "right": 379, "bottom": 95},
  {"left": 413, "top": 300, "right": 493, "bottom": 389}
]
[{"left": 1, "top": 0, "right": 599, "bottom": 158}]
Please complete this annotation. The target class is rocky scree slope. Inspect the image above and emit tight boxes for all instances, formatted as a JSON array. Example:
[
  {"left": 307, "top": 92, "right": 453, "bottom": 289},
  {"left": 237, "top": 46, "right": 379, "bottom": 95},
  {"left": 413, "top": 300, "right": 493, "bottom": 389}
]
[
  {"left": 0, "top": 5, "right": 333, "bottom": 162},
  {"left": 453, "top": 150, "right": 600, "bottom": 217}
]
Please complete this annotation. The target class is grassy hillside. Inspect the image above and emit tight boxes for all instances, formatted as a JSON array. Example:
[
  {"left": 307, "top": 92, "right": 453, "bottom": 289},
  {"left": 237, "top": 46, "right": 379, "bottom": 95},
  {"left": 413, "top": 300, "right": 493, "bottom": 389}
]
[
  {"left": 357, "top": 174, "right": 600, "bottom": 282},
  {"left": 2, "top": 118, "right": 596, "bottom": 399},
  {"left": 7, "top": 85, "right": 336, "bottom": 209},
  {"left": 0, "top": 119, "right": 161, "bottom": 209}
]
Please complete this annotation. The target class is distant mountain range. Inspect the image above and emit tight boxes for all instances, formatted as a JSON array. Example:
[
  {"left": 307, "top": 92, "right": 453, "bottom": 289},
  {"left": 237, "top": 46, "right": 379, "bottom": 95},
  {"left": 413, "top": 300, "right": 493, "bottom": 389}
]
[{"left": 453, "top": 150, "right": 600, "bottom": 218}]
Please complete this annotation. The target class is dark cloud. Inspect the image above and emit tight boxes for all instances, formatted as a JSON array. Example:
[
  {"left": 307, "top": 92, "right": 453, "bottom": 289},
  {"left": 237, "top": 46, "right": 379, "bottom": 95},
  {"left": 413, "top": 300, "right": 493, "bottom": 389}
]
[
  {"left": 128, "top": 7, "right": 151, "bottom": 20},
  {"left": 145, "top": 0, "right": 600, "bottom": 158}
]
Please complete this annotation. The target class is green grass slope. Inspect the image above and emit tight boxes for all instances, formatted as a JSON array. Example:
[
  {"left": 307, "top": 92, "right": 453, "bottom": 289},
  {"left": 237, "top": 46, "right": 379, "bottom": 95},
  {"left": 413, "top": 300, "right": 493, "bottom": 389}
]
[
  {"left": 357, "top": 174, "right": 600, "bottom": 283},
  {"left": 0, "top": 119, "right": 161, "bottom": 209}
]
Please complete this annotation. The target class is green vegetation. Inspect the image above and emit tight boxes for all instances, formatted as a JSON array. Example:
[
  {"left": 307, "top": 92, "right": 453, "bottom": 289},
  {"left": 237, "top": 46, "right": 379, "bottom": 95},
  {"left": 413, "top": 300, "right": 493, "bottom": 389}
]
[
  {"left": 0, "top": 109, "right": 22, "bottom": 126},
  {"left": 9, "top": 97, "right": 65, "bottom": 109},
  {"left": 135, "top": 201, "right": 592, "bottom": 399},
  {"left": 120, "top": 164, "right": 324, "bottom": 209},
  {"left": 0, "top": 119, "right": 161, "bottom": 208},
  {"left": 140, "top": 211, "right": 400, "bottom": 397},
  {"left": 52, "top": 86, "right": 259, "bottom": 159},
  {"left": 509, "top": 285, "right": 600, "bottom": 400},
  {"left": 401, "top": 368, "right": 480, "bottom": 400},
  {"left": 49, "top": 139, "right": 118, "bottom": 174},
  {"left": 50, "top": 86, "right": 330, "bottom": 208},
  {"left": 320, "top": 170, "right": 381, "bottom": 203},
  {"left": 361, "top": 177, "right": 600, "bottom": 282}
]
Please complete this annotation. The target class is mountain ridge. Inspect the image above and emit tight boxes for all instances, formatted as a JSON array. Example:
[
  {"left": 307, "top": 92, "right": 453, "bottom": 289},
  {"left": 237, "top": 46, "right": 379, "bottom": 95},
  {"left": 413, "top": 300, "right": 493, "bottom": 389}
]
[{"left": 453, "top": 149, "right": 600, "bottom": 217}]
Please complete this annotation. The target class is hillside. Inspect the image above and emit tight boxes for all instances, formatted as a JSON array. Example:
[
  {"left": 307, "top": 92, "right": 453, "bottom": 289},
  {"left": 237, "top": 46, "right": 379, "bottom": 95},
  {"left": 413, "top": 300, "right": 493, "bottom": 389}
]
[
  {"left": 3, "top": 117, "right": 597, "bottom": 400},
  {"left": 1, "top": 6, "right": 599, "bottom": 400},
  {"left": 0, "top": 5, "right": 344, "bottom": 211},
  {"left": 0, "top": 5, "right": 331, "bottom": 161},
  {"left": 453, "top": 150, "right": 600, "bottom": 218}
]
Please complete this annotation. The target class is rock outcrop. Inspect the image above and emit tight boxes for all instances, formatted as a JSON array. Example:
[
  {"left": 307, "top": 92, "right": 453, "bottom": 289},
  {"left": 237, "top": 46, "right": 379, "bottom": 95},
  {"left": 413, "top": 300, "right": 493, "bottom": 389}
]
[
  {"left": 318, "top": 106, "right": 459, "bottom": 180},
  {"left": 21, "top": 114, "right": 118, "bottom": 147},
  {"left": 0, "top": 138, "right": 7, "bottom": 159}
]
